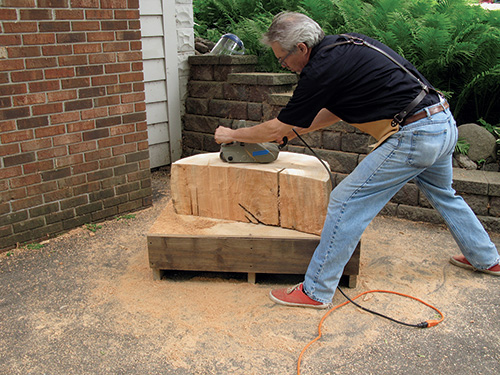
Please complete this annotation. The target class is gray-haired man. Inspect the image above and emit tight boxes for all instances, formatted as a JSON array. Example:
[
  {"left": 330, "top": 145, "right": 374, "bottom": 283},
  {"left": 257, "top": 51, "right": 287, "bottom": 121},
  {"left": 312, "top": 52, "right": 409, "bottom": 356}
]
[{"left": 214, "top": 12, "right": 500, "bottom": 309}]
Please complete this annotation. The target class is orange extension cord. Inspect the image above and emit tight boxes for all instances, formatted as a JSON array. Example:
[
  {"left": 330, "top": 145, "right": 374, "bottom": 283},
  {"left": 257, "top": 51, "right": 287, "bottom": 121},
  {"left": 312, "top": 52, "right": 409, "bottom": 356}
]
[{"left": 296, "top": 289, "right": 445, "bottom": 375}]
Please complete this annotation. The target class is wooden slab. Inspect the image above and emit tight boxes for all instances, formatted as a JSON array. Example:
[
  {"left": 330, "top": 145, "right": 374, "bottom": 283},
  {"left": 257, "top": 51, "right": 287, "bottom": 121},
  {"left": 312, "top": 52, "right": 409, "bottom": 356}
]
[
  {"left": 170, "top": 152, "right": 331, "bottom": 235},
  {"left": 147, "top": 203, "right": 360, "bottom": 286}
]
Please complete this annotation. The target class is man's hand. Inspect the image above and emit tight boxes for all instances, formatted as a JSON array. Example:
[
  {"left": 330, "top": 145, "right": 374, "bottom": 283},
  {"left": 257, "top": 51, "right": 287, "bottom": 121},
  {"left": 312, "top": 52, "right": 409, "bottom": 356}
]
[
  {"left": 214, "top": 126, "right": 235, "bottom": 144},
  {"left": 214, "top": 118, "right": 300, "bottom": 145}
]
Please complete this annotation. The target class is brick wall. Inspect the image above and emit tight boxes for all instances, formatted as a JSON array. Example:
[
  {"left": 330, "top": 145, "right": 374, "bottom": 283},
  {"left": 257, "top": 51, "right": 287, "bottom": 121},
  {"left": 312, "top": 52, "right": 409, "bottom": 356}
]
[
  {"left": 183, "top": 55, "right": 500, "bottom": 232},
  {"left": 0, "top": 0, "right": 152, "bottom": 251}
]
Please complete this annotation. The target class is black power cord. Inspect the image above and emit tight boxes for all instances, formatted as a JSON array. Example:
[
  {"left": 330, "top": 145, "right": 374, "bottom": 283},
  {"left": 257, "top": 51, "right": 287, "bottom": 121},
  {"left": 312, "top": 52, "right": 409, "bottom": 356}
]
[{"left": 291, "top": 128, "right": 429, "bottom": 328}]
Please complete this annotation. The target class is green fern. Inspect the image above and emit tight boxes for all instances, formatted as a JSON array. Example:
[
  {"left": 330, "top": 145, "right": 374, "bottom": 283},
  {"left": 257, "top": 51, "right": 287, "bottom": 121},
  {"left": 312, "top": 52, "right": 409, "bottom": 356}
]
[
  {"left": 454, "top": 65, "right": 500, "bottom": 123},
  {"left": 298, "top": 0, "right": 341, "bottom": 34},
  {"left": 194, "top": 0, "right": 304, "bottom": 41},
  {"left": 230, "top": 13, "right": 281, "bottom": 71}
]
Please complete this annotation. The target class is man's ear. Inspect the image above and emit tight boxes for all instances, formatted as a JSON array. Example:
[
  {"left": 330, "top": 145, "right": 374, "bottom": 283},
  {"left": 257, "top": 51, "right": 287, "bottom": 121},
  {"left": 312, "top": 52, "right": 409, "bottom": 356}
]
[{"left": 297, "top": 42, "right": 308, "bottom": 54}]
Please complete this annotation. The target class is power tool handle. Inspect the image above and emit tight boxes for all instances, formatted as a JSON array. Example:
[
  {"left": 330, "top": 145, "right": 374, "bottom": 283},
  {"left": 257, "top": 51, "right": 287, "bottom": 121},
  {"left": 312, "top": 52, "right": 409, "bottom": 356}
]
[{"left": 279, "top": 137, "right": 288, "bottom": 149}]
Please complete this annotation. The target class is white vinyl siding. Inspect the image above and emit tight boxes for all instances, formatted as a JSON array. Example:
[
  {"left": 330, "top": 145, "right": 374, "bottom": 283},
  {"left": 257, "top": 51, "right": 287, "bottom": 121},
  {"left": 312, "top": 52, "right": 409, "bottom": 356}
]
[{"left": 139, "top": 0, "right": 194, "bottom": 168}]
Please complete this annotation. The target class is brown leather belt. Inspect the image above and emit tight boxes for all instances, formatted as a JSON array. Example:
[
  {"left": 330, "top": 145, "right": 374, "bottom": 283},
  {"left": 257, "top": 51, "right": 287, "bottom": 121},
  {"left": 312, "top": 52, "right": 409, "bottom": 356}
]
[{"left": 403, "top": 101, "right": 449, "bottom": 126}]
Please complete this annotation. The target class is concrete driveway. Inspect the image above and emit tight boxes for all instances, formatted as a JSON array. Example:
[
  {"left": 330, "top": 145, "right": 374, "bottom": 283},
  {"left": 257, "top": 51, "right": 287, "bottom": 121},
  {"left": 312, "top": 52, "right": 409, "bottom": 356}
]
[{"left": 1, "top": 169, "right": 499, "bottom": 375}]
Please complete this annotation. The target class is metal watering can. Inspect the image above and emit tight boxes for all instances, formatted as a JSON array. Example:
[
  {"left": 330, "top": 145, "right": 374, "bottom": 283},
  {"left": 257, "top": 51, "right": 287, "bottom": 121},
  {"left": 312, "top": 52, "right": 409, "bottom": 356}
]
[{"left": 210, "top": 33, "right": 245, "bottom": 55}]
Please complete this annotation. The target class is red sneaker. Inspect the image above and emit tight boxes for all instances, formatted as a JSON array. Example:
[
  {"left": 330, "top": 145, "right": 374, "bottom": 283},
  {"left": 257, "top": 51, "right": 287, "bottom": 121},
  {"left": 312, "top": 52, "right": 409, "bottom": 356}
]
[
  {"left": 269, "top": 283, "right": 330, "bottom": 309},
  {"left": 450, "top": 255, "right": 500, "bottom": 276}
]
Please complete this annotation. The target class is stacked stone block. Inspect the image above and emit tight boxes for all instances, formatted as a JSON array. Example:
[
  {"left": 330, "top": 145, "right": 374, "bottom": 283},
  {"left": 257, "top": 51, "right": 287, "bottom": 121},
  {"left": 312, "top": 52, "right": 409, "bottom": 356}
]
[{"left": 183, "top": 55, "right": 298, "bottom": 155}]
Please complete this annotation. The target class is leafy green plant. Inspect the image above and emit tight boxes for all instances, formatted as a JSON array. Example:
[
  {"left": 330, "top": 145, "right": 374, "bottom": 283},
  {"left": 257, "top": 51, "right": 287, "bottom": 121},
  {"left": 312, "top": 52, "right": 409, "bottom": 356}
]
[
  {"left": 231, "top": 14, "right": 283, "bottom": 72},
  {"left": 455, "top": 137, "right": 470, "bottom": 155},
  {"left": 477, "top": 117, "right": 500, "bottom": 138},
  {"left": 476, "top": 117, "right": 500, "bottom": 157},
  {"left": 116, "top": 214, "right": 136, "bottom": 221},
  {"left": 326, "top": 0, "right": 500, "bottom": 126},
  {"left": 85, "top": 223, "right": 102, "bottom": 233},
  {"left": 26, "top": 243, "right": 44, "bottom": 250}
]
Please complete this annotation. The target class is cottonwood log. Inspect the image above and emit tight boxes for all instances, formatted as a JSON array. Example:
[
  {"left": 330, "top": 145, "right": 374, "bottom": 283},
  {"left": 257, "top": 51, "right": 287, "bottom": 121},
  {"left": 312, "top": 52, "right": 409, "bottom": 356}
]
[{"left": 171, "top": 151, "right": 331, "bottom": 235}]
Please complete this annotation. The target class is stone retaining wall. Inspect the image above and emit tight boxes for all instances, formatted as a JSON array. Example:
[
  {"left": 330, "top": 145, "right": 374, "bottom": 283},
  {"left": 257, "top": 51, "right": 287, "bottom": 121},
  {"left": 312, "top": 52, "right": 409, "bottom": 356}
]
[{"left": 183, "top": 55, "right": 500, "bottom": 232}]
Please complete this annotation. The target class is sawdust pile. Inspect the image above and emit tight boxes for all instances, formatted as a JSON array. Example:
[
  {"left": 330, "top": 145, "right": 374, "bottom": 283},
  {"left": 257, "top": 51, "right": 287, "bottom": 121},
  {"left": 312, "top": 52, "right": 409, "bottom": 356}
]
[
  {"left": 86, "top": 210, "right": 491, "bottom": 374},
  {"left": 148, "top": 201, "right": 219, "bottom": 235}
]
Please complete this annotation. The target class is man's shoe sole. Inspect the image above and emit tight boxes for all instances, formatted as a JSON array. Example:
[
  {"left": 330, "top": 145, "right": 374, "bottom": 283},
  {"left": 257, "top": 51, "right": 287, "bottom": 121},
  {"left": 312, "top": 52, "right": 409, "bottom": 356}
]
[
  {"left": 449, "top": 256, "right": 500, "bottom": 276},
  {"left": 268, "top": 291, "right": 330, "bottom": 309}
]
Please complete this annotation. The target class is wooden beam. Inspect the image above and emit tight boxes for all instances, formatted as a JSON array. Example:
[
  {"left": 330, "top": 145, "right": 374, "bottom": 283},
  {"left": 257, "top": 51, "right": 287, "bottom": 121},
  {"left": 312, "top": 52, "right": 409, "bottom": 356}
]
[
  {"left": 147, "top": 205, "right": 360, "bottom": 285},
  {"left": 148, "top": 235, "right": 319, "bottom": 274}
]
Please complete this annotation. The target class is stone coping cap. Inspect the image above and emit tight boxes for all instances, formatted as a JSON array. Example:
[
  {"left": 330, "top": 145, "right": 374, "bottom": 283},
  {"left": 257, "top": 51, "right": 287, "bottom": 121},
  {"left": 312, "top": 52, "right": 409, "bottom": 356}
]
[
  {"left": 484, "top": 170, "right": 500, "bottom": 196},
  {"left": 442, "top": 168, "right": 500, "bottom": 197},
  {"left": 188, "top": 55, "right": 258, "bottom": 65},
  {"left": 268, "top": 91, "right": 293, "bottom": 106},
  {"left": 452, "top": 168, "right": 488, "bottom": 195}
]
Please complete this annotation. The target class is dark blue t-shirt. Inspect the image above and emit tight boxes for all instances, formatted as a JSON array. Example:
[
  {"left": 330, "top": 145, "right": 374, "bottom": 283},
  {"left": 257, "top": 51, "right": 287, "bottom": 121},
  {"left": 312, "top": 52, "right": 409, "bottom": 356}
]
[{"left": 277, "top": 33, "right": 440, "bottom": 127}]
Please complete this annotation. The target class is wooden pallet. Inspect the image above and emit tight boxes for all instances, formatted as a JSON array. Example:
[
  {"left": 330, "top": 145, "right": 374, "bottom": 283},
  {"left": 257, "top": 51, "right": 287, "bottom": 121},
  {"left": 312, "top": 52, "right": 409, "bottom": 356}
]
[{"left": 147, "top": 204, "right": 360, "bottom": 287}]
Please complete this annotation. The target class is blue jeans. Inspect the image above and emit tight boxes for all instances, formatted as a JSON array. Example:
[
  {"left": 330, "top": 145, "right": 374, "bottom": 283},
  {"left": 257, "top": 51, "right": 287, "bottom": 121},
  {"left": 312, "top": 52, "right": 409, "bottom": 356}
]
[{"left": 303, "top": 105, "right": 500, "bottom": 304}]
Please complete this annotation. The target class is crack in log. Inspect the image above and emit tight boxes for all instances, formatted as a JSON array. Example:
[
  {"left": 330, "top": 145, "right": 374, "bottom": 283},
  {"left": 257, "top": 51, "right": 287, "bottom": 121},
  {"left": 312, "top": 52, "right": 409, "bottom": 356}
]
[
  {"left": 277, "top": 168, "right": 285, "bottom": 227},
  {"left": 238, "top": 203, "right": 265, "bottom": 225}
]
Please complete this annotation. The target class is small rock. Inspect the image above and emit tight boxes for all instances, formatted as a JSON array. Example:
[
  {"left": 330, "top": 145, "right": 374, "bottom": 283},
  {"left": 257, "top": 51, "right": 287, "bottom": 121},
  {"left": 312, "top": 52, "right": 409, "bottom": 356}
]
[
  {"left": 195, "top": 41, "right": 210, "bottom": 54},
  {"left": 453, "top": 153, "right": 477, "bottom": 170},
  {"left": 195, "top": 37, "right": 215, "bottom": 54}
]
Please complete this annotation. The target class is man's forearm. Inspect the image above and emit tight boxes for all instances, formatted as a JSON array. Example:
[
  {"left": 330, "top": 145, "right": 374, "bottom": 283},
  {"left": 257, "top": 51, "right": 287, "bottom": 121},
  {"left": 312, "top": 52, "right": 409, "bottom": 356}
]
[
  {"left": 214, "top": 118, "right": 292, "bottom": 144},
  {"left": 229, "top": 121, "right": 278, "bottom": 143},
  {"left": 214, "top": 110, "right": 340, "bottom": 145}
]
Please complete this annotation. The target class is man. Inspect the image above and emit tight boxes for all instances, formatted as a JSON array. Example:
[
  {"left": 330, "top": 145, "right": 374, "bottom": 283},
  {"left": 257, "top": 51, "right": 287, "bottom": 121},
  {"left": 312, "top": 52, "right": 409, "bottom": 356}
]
[{"left": 214, "top": 12, "right": 500, "bottom": 309}]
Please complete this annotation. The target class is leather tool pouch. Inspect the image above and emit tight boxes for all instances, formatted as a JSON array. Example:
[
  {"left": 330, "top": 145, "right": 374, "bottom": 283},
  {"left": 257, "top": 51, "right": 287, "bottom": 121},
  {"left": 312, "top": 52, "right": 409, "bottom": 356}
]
[{"left": 349, "top": 119, "right": 398, "bottom": 150}]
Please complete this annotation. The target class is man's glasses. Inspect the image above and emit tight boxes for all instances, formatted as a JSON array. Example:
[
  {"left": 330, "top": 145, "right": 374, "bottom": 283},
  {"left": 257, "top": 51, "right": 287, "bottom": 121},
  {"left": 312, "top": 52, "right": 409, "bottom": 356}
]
[{"left": 278, "top": 48, "right": 296, "bottom": 67}]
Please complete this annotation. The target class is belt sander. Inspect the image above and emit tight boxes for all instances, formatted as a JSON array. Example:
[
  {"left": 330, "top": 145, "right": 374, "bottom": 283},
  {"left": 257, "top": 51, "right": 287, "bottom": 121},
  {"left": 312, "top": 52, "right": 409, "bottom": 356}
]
[{"left": 220, "top": 138, "right": 287, "bottom": 164}]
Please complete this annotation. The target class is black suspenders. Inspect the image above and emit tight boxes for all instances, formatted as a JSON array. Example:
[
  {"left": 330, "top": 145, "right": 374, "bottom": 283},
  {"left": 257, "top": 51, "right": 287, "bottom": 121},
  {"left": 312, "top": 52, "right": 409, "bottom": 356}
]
[{"left": 320, "top": 34, "right": 441, "bottom": 127}]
